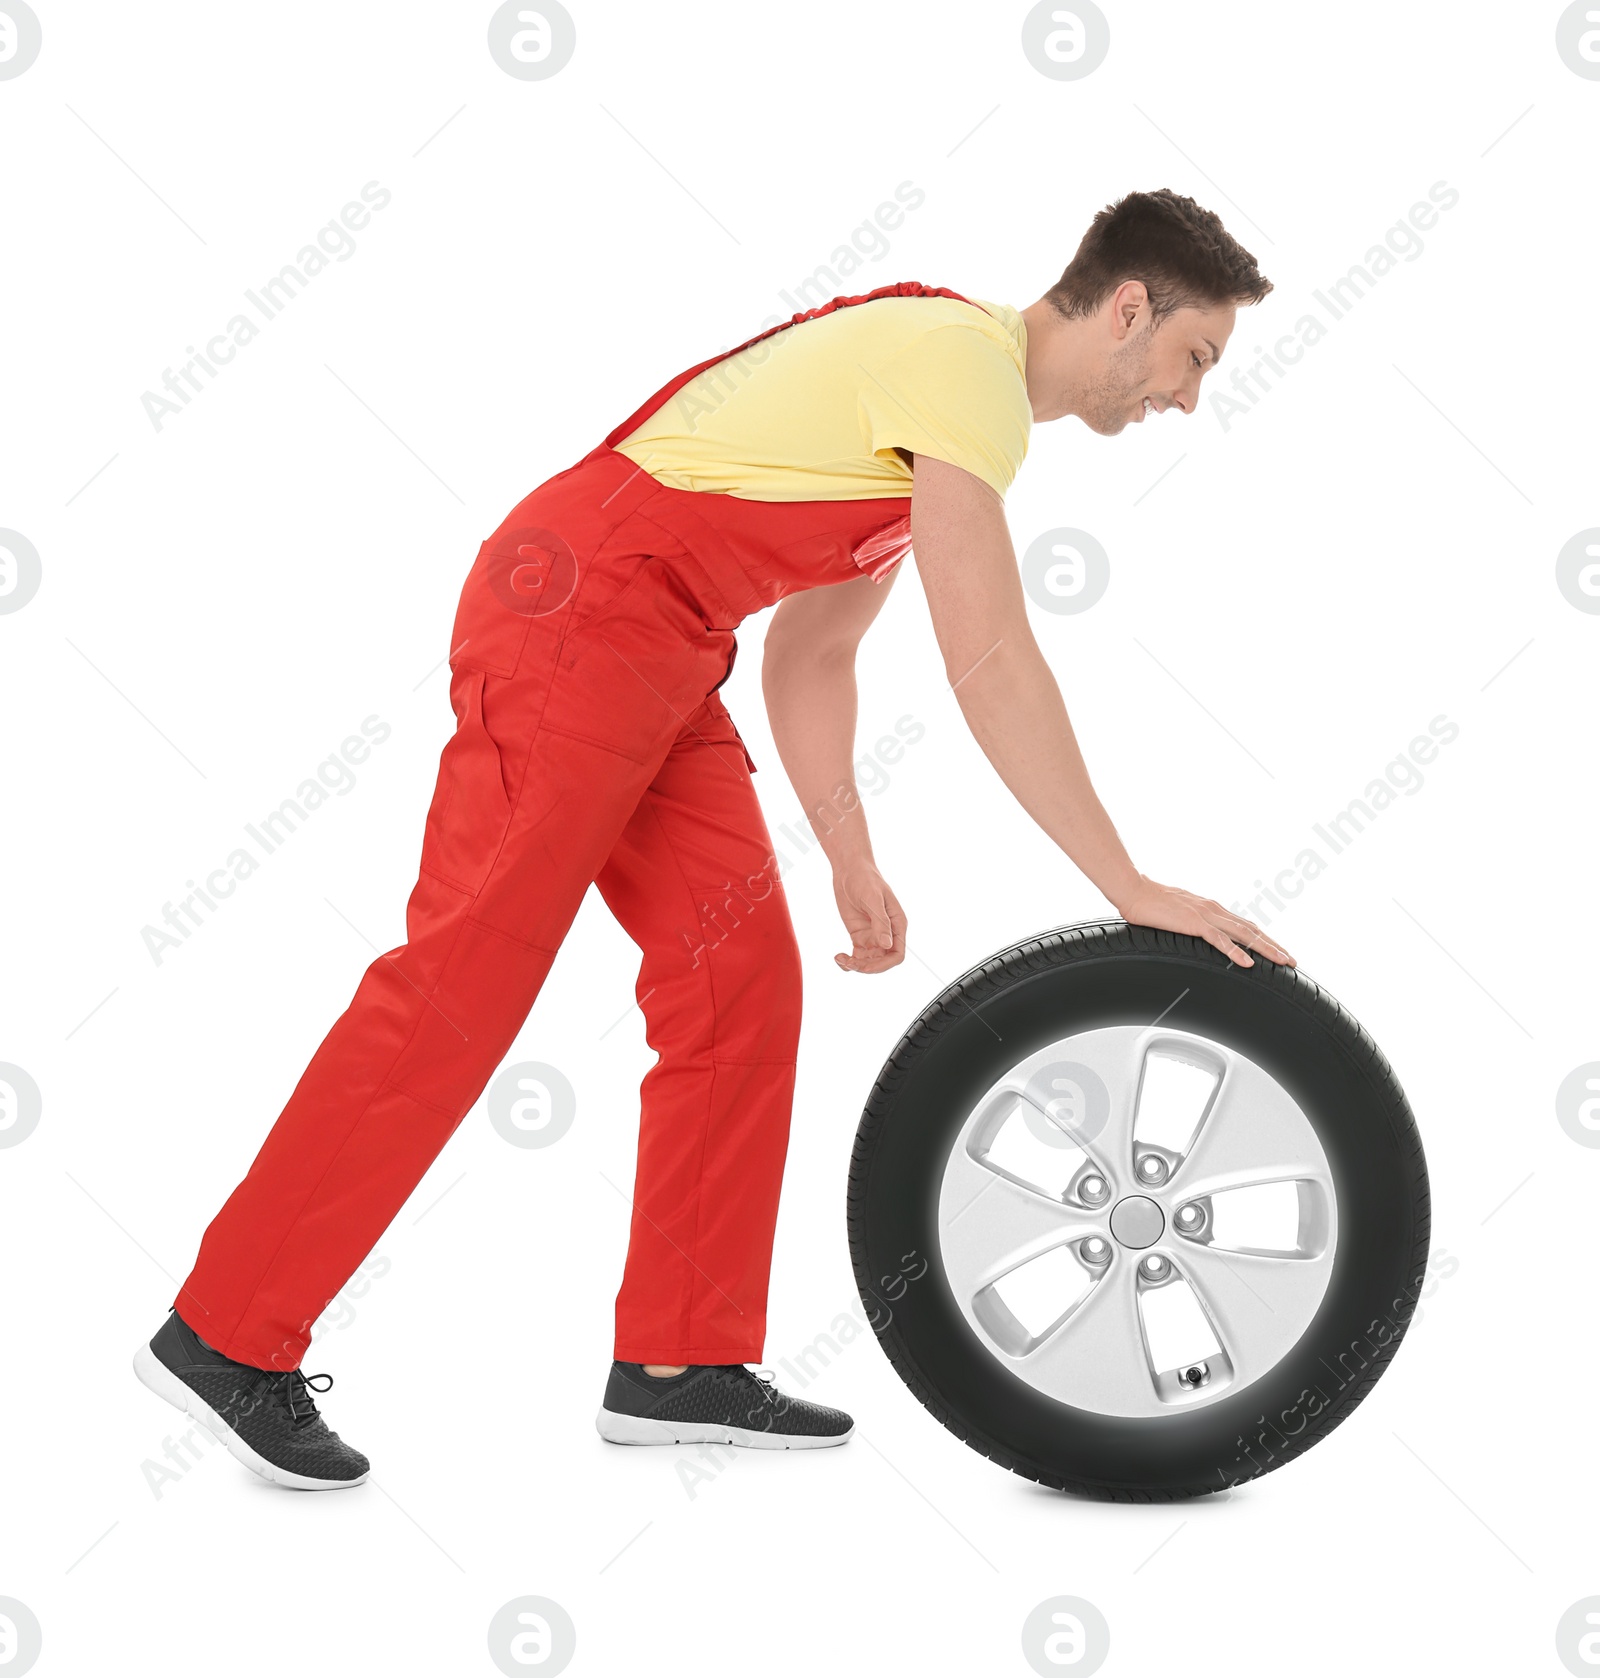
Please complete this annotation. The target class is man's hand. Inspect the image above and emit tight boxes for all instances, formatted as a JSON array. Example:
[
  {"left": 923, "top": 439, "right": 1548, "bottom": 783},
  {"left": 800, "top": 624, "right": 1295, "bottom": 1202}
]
[
  {"left": 832, "top": 860, "right": 906, "bottom": 973},
  {"left": 1112, "top": 874, "right": 1295, "bottom": 968}
]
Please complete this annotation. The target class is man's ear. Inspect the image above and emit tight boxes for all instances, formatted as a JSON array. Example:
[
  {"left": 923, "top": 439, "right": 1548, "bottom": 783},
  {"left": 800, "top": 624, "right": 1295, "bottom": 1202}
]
[{"left": 1109, "top": 278, "right": 1149, "bottom": 342}]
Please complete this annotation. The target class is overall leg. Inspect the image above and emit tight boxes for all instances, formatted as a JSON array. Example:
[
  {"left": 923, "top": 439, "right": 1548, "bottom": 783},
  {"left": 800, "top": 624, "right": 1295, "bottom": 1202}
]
[
  {"left": 175, "top": 671, "right": 657, "bottom": 1368},
  {"left": 176, "top": 524, "right": 733, "bottom": 1370},
  {"left": 595, "top": 693, "right": 804, "bottom": 1366}
]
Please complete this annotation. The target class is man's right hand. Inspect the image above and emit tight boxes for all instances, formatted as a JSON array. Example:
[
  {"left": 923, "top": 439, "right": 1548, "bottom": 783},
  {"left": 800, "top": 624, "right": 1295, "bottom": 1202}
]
[{"left": 1111, "top": 874, "right": 1294, "bottom": 969}]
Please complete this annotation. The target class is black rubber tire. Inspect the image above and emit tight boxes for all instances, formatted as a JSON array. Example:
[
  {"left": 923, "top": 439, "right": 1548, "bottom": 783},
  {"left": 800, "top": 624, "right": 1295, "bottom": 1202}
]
[{"left": 847, "top": 920, "right": 1430, "bottom": 1502}]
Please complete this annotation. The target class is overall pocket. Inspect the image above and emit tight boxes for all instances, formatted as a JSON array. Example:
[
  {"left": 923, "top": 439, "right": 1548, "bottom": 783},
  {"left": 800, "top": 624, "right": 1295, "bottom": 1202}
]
[
  {"left": 539, "top": 556, "right": 731, "bottom": 765},
  {"left": 697, "top": 685, "right": 759, "bottom": 773},
  {"left": 418, "top": 666, "right": 514, "bottom": 895},
  {"left": 449, "top": 521, "right": 584, "bottom": 679}
]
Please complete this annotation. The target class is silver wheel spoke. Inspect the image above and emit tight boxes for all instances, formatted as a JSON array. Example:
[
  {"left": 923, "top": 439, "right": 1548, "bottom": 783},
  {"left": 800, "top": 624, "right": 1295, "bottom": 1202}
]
[
  {"left": 940, "top": 1147, "right": 1097, "bottom": 1300},
  {"left": 1017, "top": 1261, "right": 1154, "bottom": 1413},
  {"left": 1174, "top": 1240, "right": 1334, "bottom": 1380},
  {"left": 1171, "top": 1050, "right": 1331, "bottom": 1200},
  {"left": 1014, "top": 1030, "right": 1143, "bottom": 1192}
]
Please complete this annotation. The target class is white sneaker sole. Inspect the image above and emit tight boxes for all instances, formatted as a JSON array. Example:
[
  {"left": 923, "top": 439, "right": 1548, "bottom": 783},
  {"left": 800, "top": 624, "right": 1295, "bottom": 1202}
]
[
  {"left": 133, "top": 1342, "right": 369, "bottom": 1491},
  {"left": 595, "top": 1407, "right": 853, "bottom": 1450}
]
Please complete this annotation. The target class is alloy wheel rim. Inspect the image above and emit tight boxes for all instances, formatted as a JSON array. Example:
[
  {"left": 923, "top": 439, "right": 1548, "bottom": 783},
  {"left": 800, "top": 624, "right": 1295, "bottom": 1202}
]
[{"left": 935, "top": 1024, "right": 1338, "bottom": 1418}]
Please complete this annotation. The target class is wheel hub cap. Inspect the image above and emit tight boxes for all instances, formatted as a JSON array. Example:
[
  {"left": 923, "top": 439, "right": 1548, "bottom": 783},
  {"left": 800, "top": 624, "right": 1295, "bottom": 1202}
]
[{"left": 1109, "top": 1195, "right": 1164, "bottom": 1249}]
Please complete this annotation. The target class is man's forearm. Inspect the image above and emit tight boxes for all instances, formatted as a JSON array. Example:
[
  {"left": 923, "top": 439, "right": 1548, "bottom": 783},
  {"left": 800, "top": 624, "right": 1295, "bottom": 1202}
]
[
  {"left": 761, "top": 644, "right": 875, "bottom": 867},
  {"left": 951, "top": 639, "right": 1142, "bottom": 907}
]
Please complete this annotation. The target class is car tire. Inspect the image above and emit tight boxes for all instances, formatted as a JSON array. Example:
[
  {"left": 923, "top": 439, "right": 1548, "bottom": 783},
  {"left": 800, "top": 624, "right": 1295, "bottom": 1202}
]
[{"left": 847, "top": 919, "right": 1430, "bottom": 1501}]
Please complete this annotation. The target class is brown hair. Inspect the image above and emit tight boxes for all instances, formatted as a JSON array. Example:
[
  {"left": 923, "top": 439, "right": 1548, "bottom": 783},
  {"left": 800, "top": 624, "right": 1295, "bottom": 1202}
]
[{"left": 1047, "top": 189, "right": 1272, "bottom": 326}]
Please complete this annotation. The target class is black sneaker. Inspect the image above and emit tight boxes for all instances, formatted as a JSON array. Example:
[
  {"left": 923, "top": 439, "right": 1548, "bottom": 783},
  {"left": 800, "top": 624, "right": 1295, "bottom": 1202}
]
[
  {"left": 133, "top": 1310, "right": 369, "bottom": 1490},
  {"left": 597, "top": 1362, "right": 854, "bottom": 1450}
]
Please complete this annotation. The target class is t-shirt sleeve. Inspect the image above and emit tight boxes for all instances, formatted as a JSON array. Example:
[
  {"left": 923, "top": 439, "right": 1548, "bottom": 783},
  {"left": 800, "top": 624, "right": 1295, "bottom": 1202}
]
[{"left": 856, "top": 322, "right": 1032, "bottom": 496}]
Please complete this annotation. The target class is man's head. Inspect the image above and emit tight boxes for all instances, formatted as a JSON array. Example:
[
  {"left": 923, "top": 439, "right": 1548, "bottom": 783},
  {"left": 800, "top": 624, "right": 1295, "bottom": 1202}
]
[{"left": 1023, "top": 188, "right": 1271, "bottom": 433}]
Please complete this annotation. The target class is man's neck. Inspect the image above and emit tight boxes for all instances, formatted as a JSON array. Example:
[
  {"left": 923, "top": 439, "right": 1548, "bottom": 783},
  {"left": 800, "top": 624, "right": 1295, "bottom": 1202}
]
[{"left": 1020, "top": 296, "right": 1084, "bottom": 423}]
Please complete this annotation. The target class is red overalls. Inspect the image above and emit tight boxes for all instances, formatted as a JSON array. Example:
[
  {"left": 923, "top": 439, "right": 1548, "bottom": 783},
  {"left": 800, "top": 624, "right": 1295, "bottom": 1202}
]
[{"left": 175, "top": 283, "right": 968, "bottom": 1371}]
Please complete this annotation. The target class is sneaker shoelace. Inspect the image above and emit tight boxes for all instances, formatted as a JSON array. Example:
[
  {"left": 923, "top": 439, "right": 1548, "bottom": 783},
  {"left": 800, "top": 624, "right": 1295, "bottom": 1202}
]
[
  {"left": 255, "top": 1369, "right": 334, "bottom": 1428},
  {"left": 735, "top": 1366, "right": 788, "bottom": 1415}
]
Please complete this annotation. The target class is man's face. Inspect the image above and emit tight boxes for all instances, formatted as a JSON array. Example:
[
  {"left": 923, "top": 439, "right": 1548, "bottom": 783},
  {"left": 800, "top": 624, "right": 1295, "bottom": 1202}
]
[{"left": 1078, "top": 297, "right": 1237, "bottom": 435}]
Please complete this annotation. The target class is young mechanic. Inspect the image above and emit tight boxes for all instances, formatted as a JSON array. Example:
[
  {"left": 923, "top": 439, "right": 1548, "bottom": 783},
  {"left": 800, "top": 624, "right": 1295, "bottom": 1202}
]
[{"left": 135, "top": 188, "right": 1294, "bottom": 1488}]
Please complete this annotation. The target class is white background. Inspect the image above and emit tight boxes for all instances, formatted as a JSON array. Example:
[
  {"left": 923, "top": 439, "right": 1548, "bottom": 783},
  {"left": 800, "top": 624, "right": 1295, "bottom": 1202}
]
[{"left": 2, "top": 2, "right": 1597, "bottom": 1674}]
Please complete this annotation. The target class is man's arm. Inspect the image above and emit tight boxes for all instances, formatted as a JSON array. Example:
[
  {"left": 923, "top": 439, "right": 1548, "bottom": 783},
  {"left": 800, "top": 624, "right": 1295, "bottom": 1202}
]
[
  {"left": 762, "top": 568, "right": 907, "bottom": 973},
  {"left": 910, "top": 454, "right": 1291, "bottom": 967}
]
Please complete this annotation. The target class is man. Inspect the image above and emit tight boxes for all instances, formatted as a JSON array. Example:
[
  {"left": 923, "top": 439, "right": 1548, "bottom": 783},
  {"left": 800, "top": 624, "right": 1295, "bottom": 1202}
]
[{"left": 134, "top": 187, "right": 1293, "bottom": 1488}]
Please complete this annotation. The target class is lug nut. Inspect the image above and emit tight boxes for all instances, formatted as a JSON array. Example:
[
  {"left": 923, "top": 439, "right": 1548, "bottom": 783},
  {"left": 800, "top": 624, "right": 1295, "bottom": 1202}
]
[
  {"left": 1140, "top": 1254, "right": 1171, "bottom": 1282},
  {"left": 1078, "top": 1173, "right": 1109, "bottom": 1205},
  {"left": 1137, "top": 1155, "right": 1169, "bottom": 1186},
  {"left": 1081, "top": 1237, "right": 1112, "bottom": 1267},
  {"left": 1175, "top": 1203, "right": 1204, "bottom": 1231}
]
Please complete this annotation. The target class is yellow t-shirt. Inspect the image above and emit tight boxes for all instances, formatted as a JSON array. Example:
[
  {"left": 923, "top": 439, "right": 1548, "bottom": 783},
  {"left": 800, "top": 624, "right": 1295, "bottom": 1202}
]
[{"left": 615, "top": 295, "right": 1030, "bottom": 502}]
